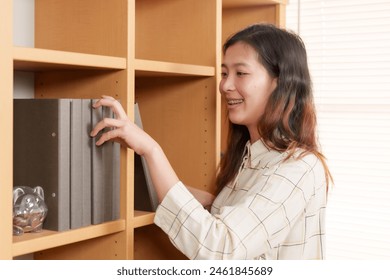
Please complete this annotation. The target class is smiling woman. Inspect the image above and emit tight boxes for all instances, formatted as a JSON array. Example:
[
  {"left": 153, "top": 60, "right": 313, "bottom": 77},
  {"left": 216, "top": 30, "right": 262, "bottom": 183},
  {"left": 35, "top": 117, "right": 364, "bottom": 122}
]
[
  {"left": 220, "top": 41, "right": 277, "bottom": 142},
  {"left": 91, "top": 23, "right": 332, "bottom": 260},
  {"left": 216, "top": 24, "right": 332, "bottom": 197}
]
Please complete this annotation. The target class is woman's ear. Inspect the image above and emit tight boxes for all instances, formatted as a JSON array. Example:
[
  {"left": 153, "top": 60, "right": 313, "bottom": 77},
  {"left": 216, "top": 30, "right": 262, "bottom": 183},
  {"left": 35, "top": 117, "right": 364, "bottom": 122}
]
[{"left": 271, "top": 77, "right": 278, "bottom": 92}]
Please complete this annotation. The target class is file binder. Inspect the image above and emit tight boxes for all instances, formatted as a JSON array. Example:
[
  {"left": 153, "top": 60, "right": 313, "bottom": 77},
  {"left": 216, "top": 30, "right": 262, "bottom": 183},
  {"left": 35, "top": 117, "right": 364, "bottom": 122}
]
[
  {"left": 91, "top": 100, "right": 120, "bottom": 224},
  {"left": 70, "top": 99, "right": 92, "bottom": 229},
  {"left": 14, "top": 99, "right": 71, "bottom": 231}
]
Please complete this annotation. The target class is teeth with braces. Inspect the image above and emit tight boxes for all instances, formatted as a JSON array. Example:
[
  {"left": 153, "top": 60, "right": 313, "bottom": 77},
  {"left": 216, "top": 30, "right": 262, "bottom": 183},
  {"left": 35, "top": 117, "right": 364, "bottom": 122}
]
[{"left": 227, "top": 99, "right": 244, "bottom": 105}]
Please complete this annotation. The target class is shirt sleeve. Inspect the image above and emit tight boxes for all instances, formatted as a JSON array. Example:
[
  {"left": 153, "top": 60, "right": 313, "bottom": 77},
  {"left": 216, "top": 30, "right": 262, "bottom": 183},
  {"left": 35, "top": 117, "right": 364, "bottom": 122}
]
[{"left": 154, "top": 157, "right": 326, "bottom": 260}]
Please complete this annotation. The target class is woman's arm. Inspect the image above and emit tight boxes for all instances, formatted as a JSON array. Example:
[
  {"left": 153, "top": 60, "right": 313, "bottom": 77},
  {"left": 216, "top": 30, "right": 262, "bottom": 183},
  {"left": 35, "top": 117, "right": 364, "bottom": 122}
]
[{"left": 186, "top": 186, "right": 215, "bottom": 210}]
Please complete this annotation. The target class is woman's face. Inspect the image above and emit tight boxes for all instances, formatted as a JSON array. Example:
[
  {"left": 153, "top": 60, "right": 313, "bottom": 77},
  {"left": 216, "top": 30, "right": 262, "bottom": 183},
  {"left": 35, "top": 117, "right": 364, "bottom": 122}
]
[{"left": 220, "top": 42, "right": 277, "bottom": 141}]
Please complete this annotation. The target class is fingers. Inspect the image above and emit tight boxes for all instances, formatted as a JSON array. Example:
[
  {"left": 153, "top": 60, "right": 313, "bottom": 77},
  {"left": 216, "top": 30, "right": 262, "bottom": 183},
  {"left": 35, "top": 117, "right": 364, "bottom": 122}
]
[
  {"left": 92, "top": 95, "right": 128, "bottom": 120},
  {"left": 95, "top": 127, "right": 122, "bottom": 146},
  {"left": 90, "top": 117, "right": 123, "bottom": 145},
  {"left": 91, "top": 96, "right": 136, "bottom": 147}
]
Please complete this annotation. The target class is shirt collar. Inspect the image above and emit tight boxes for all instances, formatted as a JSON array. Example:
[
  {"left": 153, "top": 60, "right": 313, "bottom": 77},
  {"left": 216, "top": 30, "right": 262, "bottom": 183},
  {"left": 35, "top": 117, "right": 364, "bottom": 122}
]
[{"left": 244, "top": 139, "right": 272, "bottom": 168}]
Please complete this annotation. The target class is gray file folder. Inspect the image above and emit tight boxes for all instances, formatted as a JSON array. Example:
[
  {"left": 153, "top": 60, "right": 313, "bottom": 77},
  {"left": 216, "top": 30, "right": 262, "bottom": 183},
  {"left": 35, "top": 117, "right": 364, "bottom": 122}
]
[
  {"left": 14, "top": 99, "right": 71, "bottom": 231},
  {"left": 91, "top": 100, "right": 120, "bottom": 224},
  {"left": 70, "top": 99, "right": 92, "bottom": 229}
]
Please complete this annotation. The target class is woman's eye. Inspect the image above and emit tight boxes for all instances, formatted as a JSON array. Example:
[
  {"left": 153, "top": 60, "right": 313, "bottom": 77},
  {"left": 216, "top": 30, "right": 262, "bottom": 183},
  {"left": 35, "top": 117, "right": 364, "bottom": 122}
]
[
  {"left": 237, "top": 71, "right": 247, "bottom": 76},
  {"left": 221, "top": 72, "right": 228, "bottom": 78}
]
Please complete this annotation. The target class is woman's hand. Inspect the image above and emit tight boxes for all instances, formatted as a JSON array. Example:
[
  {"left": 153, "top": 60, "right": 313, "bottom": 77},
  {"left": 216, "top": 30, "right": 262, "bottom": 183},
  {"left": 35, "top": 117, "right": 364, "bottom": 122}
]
[
  {"left": 90, "top": 95, "right": 157, "bottom": 156},
  {"left": 90, "top": 95, "right": 180, "bottom": 201}
]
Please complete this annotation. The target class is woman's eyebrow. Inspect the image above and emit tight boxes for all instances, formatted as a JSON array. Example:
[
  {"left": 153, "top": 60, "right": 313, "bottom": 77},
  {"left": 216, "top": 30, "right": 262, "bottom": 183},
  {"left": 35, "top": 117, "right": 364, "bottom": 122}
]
[{"left": 221, "top": 62, "right": 250, "bottom": 68}]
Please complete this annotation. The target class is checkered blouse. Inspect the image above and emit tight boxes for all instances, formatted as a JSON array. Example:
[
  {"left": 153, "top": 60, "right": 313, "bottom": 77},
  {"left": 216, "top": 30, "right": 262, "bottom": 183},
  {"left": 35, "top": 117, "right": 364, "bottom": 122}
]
[{"left": 154, "top": 140, "right": 327, "bottom": 259}]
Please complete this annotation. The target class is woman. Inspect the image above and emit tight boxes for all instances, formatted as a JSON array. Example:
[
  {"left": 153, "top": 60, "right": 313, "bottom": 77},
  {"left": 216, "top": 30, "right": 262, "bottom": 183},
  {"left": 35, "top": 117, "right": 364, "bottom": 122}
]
[{"left": 90, "top": 23, "right": 332, "bottom": 259}]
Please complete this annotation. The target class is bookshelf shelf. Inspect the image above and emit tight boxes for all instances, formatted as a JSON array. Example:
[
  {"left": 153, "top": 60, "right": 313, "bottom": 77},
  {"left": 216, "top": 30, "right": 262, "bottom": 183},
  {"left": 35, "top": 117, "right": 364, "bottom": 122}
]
[
  {"left": 12, "top": 220, "right": 125, "bottom": 257},
  {"left": 135, "top": 59, "right": 215, "bottom": 77},
  {"left": 13, "top": 47, "right": 127, "bottom": 71},
  {"left": 223, "top": 0, "right": 286, "bottom": 8},
  {"left": 133, "top": 211, "right": 155, "bottom": 228}
]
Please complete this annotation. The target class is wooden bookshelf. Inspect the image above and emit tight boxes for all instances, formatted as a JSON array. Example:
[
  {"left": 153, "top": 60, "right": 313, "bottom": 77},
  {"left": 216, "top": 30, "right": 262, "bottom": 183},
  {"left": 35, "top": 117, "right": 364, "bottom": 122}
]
[
  {"left": 13, "top": 47, "right": 127, "bottom": 71},
  {"left": 12, "top": 220, "right": 125, "bottom": 256},
  {"left": 0, "top": 0, "right": 286, "bottom": 260},
  {"left": 135, "top": 59, "right": 215, "bottom": 77},
  {"left": 133, "top": 211, "right": 155, "bottom": 228}
]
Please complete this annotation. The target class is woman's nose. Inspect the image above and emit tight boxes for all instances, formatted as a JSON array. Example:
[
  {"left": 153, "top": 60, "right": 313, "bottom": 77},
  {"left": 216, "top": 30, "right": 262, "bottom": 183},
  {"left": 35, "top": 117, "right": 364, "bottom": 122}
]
[{"left": 219, "top": 75, "right": 235, "bottom": 93}]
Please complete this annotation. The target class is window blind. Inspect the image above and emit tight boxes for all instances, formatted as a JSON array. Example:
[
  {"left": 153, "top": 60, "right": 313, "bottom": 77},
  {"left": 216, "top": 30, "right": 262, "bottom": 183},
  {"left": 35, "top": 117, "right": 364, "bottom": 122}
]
[{"left": 286, "top": 0, "right": 390, "bottom": 259}]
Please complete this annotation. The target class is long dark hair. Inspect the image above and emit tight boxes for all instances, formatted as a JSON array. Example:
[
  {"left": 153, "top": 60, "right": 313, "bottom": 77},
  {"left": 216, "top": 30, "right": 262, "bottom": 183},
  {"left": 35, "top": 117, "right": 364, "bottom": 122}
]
[{"left": 216, "top": 23, "right": 332, "bottom": 194}]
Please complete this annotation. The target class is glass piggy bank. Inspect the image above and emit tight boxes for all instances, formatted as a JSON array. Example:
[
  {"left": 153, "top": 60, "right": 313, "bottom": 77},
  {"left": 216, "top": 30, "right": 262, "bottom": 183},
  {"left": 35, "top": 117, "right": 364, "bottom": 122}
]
[{"left": 13, "top": 186, "right": 48, "bottom": 236}]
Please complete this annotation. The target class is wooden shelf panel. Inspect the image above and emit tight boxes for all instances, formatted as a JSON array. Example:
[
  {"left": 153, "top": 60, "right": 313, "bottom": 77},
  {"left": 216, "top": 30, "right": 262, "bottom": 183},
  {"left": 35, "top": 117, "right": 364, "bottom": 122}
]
[
  {"left": 223, "top": 0, "right": 286, "bottom": 8},
  {"left": 13, "top": 48, "right": 214, "bottom": 77},
  {"left": 133, "top": 210, "right": 155, "bottom": 228},
  {"left": 12, "top": 219, "right": 125, "bottom": 257},
  {"left": 135, "top": 59, "right": 215, "bottom": 77},
  {"left": 13, "top": 47, "right": 127, "bottom": 71}
]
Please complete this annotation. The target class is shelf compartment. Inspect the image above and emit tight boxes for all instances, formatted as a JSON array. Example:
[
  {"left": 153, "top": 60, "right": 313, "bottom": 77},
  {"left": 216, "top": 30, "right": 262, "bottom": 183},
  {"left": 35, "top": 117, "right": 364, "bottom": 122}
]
[
  {"left": 35, "top": 0, "right": 127, "bottom": 58},
  {"left": 12, "top": 219, "right": 125, "bottom": 257},
  {"left": 135, "top": 59, "right": 215, "bottom": 77},
  {"left": 134, "top": 224, "right": 187, "bottom": 260},
  {"left": 13, "top": 47, "right": 127, "bottom": 71},
  {"left": 135, "top": 0, "right": 217, "bottom": 66},
  {"left": 135, "top": 76, "right": 217, "bottom": 193},
  {"left": 133, "top": 211, "right": 155, "bottom": 228}
]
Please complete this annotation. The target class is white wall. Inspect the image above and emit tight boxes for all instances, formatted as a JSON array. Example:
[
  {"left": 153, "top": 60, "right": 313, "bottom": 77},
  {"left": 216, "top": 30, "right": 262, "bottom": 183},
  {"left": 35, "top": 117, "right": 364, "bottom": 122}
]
[{"left": 13, "top": 0, "right": 35, "bottom": 99}]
